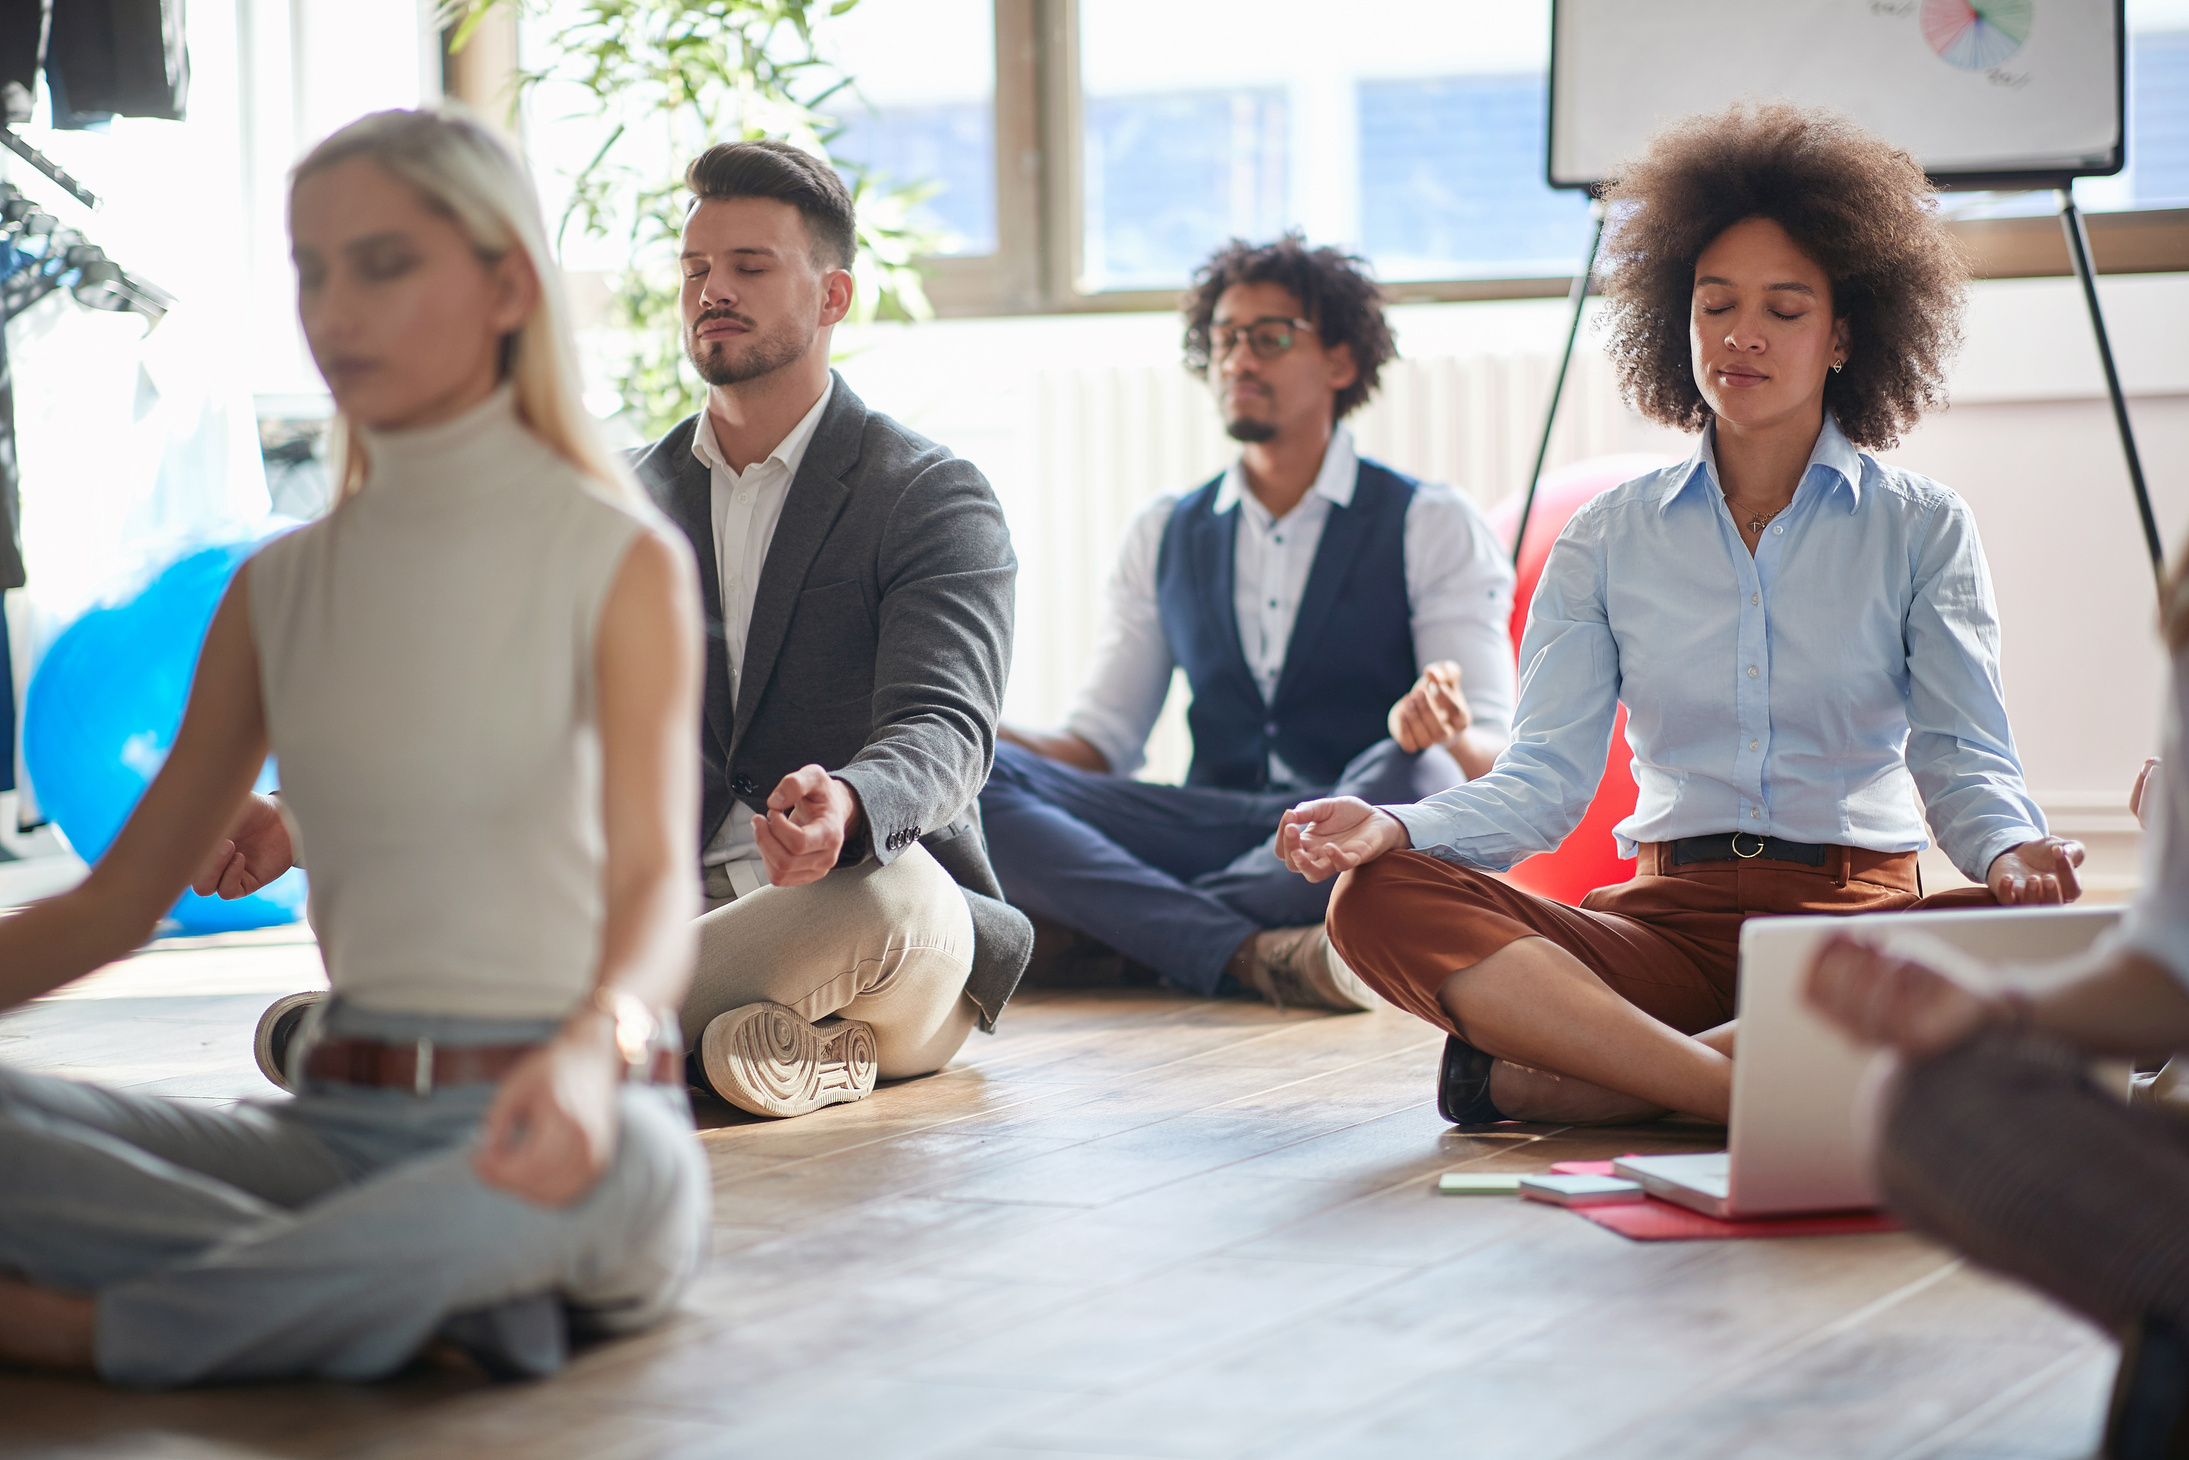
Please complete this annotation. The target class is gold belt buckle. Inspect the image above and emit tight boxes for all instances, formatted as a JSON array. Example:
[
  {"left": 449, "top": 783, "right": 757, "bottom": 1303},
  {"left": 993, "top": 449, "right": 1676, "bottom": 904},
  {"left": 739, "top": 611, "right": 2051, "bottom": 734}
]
[{"left": 1730, "top": 832, "right": 1767, "bottom": 859}]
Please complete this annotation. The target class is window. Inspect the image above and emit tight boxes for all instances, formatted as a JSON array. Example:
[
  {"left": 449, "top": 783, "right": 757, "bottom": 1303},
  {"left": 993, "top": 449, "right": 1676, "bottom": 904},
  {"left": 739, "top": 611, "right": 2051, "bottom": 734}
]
[
  {"left": 1065, "top": 0, "right": 2189, "bottom": 304},
  {"left": 1082, "top": 88, "right": 1287, "bottom": 289},
  {"left": 818, "top": 0, "right": 998, "bottom": 258},
  {"left": 2131, "top": 29, "right": 2189, "bottom": 206},
  {"left": 1073, "top": 0, "right": 1586, "bottom": 295},
  {"left": 1356, "top": 74, "right": 1593, "bottom": 279}
]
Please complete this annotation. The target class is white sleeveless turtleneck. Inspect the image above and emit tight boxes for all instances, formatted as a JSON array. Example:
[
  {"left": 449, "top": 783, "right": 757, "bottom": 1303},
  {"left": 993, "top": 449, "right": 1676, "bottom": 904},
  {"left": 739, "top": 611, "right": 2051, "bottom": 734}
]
[{"left": 248, "top": 386, "right": 658, "bottom": 1019}]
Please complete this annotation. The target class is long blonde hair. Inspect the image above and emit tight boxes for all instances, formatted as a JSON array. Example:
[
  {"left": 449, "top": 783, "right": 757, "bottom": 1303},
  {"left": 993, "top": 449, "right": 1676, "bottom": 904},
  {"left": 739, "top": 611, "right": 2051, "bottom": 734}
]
[{"left": 289, "top": 107, "right": 638, "bottom": 505}]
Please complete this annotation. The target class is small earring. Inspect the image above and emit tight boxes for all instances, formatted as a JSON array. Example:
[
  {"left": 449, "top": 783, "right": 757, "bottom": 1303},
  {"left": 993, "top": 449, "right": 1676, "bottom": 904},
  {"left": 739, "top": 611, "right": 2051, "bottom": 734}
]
[{"left": 1831, "top": 359, "right": 1845, "bottom": 373}]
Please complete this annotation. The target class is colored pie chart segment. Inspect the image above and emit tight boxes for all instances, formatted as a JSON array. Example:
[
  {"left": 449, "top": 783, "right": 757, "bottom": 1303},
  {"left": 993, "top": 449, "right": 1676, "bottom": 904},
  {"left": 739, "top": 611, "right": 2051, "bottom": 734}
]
[{"left": 1921, "top": 0, "right": 2034, "bottom": 70}]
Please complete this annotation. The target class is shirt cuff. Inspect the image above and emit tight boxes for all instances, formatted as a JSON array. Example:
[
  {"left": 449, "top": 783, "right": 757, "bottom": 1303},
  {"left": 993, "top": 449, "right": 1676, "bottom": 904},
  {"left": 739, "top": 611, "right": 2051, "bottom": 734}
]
[
  {"left": 1954, "top": 826, "right": 2044, "bottom": 887},
  {"left": 1384, "top": 803, "right": 1446, "bottom": 859}
]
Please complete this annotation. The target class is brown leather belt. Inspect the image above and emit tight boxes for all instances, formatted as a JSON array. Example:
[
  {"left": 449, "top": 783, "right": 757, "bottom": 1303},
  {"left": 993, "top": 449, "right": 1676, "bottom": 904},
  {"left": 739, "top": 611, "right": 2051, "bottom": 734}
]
[
  {"left": 1636, "top": 840, "right": 1919, "bottom": 892},
  {"left": 304, "top": 1037, "right": 679, "bottom": 1095}
]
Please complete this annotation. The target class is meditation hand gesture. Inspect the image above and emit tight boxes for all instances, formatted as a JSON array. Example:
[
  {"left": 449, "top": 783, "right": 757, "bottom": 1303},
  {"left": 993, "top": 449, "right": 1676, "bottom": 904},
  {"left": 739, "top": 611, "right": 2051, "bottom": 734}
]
[
  {"left": 473, "top": 1018, "right": 623, "bottom": 1208},
  {"left": 1278, "top": 795, "right": 1410, "bottom": 882},
  {"left": 1388, "top": 660, "right": 1473, "bottom": 754},
  {"left": 755, "top": 764, "right": 864, "bottom": 888},
  {"left": 1803, "top": 932, "right": 1998, "bottom": 1058},
  {"left": 191, "top": 792, "right": 295, "bottom": 900},
  {"left": 1986, "top": 836, "right": 2085, "bottom": 906},
  {"left": 2133, "top": 759, "right": 2162, "bottom": 829}
]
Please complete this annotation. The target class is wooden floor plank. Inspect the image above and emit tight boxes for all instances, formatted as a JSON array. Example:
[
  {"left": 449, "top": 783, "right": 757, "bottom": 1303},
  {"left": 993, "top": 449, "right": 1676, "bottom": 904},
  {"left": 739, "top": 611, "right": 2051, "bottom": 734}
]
[{"left": 0, "top": 939, "right": 2114, "bottom": 1459}]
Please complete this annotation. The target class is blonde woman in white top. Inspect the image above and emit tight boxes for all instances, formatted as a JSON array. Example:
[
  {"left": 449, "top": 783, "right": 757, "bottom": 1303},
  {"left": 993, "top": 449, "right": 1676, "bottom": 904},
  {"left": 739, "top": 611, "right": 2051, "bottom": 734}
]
[{"left": 0, "top": 109, "right": 710, "bottom": 1386}]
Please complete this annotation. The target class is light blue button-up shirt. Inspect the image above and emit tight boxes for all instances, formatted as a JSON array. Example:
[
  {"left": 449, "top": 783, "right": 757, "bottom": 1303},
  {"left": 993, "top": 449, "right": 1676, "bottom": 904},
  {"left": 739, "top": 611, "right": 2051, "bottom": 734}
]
[{"left": 1388, "top": 415, "right": 2045, "bottom": 882}]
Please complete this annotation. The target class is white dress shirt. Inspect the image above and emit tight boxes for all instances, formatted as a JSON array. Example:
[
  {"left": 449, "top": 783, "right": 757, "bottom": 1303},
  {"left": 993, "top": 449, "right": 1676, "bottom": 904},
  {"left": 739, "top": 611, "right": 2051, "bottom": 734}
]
[
  {"left": 1063, "top": 424, "right": 1518, "bottom": 784},
  {"left": 697, "top": 378, "right": 835, "bottom": 889}
]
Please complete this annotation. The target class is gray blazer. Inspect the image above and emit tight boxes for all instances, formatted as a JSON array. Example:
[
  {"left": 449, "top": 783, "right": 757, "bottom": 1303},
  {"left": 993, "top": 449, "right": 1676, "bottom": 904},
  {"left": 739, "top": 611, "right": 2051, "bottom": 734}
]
[{"left": 631, "top": 374, "right": 1029, "bottom": 1029}]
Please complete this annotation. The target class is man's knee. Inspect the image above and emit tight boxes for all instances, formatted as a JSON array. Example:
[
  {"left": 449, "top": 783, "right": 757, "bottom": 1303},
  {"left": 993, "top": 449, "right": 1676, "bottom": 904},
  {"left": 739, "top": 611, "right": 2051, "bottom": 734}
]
[{"left": 846, "top": 844, "right": 974, "bottom": 947}]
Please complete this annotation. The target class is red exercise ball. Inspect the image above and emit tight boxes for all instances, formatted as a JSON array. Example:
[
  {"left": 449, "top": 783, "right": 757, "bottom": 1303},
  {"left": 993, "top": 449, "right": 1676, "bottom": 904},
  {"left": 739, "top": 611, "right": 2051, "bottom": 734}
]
[{"left": 1483, "top": 455, "right": 1677, "bottom": 905}]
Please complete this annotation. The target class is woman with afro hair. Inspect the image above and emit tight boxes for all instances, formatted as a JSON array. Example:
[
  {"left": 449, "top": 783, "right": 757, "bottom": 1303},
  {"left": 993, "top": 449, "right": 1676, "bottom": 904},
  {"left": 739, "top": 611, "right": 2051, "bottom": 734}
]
[{"left": 1276, "top": 102, "right": 2085, "bottom": 1129}]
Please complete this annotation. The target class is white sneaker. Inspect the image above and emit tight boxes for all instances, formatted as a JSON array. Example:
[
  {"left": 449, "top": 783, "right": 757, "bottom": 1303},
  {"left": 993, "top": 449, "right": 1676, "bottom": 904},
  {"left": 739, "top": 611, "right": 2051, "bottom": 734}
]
[{"left": 699, "top": 1002, "right": 879, "bottom": 1118}]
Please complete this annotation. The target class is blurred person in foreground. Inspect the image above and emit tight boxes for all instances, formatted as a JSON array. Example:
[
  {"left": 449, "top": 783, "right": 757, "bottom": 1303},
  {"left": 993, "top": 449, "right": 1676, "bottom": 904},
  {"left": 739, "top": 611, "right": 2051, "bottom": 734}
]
[
  {"left": 1806, "top": 566, "right": 2189, "bottom": 1460},
  {"left": 1279, "top": 103, "right": 2081, "bottom": 1128},
  {"left": 0, "top": 108, "right": 709, "bottom": 1386},
  {"left": 982, "top": 233, "right": 1516, "bottom": 1011}
]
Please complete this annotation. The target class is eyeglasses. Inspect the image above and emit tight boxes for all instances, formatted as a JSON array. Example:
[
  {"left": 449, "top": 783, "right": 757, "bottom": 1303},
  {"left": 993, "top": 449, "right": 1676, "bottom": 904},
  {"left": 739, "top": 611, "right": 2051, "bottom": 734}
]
[{"left": 1209, "top": 316, "right": 1316, "bottom": 362}]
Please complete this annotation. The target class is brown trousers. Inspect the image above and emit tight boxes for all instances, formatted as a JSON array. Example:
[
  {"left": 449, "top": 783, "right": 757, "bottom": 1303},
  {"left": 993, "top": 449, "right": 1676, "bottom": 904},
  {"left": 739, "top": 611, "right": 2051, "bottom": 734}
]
[{"left": 1327, "top": 845, "right": 1995, "bottom": 1039}]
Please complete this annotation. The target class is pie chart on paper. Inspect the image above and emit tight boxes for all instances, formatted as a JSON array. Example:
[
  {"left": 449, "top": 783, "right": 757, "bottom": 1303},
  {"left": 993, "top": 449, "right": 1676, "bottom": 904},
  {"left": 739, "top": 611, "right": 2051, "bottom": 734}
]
[{"left": 1921, "top": 0, "right": 2034, "bottom": 70}]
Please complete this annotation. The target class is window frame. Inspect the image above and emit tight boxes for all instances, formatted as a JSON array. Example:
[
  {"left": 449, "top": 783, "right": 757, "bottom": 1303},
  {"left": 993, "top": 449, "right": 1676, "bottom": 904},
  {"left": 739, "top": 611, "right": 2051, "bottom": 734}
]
[{"left": 917, "top": 0, "right": 2189, "bottom": 319}]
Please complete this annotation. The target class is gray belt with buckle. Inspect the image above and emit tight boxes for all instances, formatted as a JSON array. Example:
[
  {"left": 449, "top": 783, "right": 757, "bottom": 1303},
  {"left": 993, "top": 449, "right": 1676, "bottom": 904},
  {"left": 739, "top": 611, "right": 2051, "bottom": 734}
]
[{"left": 1666, "top": 832, "right": 1828, "bottom": 867}]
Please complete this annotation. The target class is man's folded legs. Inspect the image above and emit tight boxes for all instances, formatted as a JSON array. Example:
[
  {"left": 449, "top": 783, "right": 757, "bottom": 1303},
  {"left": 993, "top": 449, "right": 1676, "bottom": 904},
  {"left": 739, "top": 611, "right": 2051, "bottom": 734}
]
[
  {"left": 981, "top": 737, "right": 1455, "bottom": 1007},
  {"left": 688, "top": 844, "right": 977, "bottom": 1116}
]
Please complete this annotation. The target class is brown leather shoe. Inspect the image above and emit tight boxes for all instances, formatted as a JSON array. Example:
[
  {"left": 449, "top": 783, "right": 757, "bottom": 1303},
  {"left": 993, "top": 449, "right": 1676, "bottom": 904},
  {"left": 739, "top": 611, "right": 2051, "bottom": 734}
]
[{"left": 1240, "top": 926, "right": 1379, "bottom": 1013}]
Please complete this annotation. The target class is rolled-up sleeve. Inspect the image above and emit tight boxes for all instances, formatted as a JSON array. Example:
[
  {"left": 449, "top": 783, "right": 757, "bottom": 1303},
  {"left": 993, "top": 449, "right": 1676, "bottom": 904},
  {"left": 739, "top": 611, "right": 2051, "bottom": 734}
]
[
  {"left": 1901, "top": 495, "right": 2046, "bottom": 882},
  {"left": 1404, "top": 484, "right": 1518, "bottom": 745},
  {"left": 1389, "top": 504, "right": 1622, "bottom": 869},
  {"left": 1061, "top": 498, "right": 1177, "bottom": 777}
]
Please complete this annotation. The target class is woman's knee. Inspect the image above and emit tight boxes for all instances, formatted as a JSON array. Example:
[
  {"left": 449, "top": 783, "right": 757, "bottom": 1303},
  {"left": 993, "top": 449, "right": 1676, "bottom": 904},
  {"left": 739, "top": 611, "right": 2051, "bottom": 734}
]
[
  {"left": 558, "top": 1091, "right": 708, "bottom": 1332},
  {"left": 1327, "top": 853, "right": 1495, "bottom": 966},
  {"left": 1325, "top": 854, "right": 1411, "bottom": 953},
  {"left": 597, "top": 1091, "right": 710, "bottom": 1266}
]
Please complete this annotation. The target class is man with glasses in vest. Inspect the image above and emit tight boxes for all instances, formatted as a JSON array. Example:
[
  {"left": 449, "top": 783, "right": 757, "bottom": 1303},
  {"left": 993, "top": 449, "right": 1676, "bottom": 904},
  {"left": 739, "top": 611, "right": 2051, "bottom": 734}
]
[{"left": 981, "top": 233, "right": 1517, "bottom": 1009}]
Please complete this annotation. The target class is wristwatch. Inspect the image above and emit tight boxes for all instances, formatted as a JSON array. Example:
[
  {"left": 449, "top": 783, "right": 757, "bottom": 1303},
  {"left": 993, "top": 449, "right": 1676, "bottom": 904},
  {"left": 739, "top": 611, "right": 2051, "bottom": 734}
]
[{"left": 587, "top": 987, "right": 656, "bottom": 1075}]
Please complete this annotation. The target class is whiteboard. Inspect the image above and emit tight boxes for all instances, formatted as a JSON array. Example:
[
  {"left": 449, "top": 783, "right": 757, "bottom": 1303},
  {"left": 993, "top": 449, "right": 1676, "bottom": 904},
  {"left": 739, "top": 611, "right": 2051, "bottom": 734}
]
[{"left": 1549, "top": 0, "right": 2123, "bottom": 190}]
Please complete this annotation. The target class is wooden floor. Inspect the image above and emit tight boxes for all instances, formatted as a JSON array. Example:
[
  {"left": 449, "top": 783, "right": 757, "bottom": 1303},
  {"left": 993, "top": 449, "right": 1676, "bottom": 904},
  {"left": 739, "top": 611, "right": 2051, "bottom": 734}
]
[{"left": 0, "top": 931, "right": 2117, "bottom": 1460}]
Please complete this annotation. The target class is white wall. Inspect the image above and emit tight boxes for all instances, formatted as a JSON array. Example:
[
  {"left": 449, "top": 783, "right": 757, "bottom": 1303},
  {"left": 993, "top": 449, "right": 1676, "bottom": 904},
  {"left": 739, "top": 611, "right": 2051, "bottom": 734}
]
[{"left": 835, "top": 272, "right": 2189, "bottom": 898}]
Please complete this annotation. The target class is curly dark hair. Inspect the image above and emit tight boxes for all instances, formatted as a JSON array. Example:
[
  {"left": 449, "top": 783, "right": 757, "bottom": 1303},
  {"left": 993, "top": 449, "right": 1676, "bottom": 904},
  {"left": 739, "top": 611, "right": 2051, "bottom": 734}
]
[
  {"left": 1180, "top": 232, "right": 1395, "bottom": 421},
  {"left": 1597, "top": 103, "right": 1969, "bottom": 450}
]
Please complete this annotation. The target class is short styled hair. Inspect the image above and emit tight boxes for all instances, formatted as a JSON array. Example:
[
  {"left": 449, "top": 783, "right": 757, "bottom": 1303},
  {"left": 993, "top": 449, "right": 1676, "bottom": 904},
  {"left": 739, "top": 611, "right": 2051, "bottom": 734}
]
[
  {"left": 1180, "top": 232, "right": 1395, "bottom": 421},
  {"left": 1596, "top": 102, "right": 1969, "bottom": 451},
  {"left": 684, "top": 138, "right": 857, "bottom": 271}
]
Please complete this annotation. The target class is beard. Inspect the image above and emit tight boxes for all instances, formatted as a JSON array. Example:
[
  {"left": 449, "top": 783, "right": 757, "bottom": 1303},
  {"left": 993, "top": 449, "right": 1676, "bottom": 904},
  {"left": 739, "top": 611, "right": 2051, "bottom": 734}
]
[
  {"left": 685, "top": 310, "right": 812, "bottom": 387},
  {"left": 1224, "top": 415, "right": 1278, "bottom": 444}
]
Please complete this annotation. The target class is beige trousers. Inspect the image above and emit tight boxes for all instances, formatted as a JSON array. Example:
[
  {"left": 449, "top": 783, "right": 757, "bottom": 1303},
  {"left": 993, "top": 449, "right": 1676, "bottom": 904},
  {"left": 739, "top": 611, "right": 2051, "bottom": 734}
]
[{"left": 686, "top": 845, "right": 978, "bottom": 1080}]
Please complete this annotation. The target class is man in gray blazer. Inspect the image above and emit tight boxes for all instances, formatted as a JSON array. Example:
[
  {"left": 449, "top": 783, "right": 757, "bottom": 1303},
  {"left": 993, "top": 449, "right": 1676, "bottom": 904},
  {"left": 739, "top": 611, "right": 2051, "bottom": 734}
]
[
  {"left": 205, "top": 141, "right": 1024, "bottom": 1125},
  {"left": 627, "top": 140, "right": 1025, "bottom": 1118}
]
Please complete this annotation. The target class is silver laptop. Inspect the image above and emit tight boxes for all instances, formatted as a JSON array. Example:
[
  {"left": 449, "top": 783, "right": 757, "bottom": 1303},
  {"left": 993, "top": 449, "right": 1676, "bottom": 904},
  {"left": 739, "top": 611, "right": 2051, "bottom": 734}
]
[{"left": 1614, "top": 903, "right": 2123, "bottom": 1220}]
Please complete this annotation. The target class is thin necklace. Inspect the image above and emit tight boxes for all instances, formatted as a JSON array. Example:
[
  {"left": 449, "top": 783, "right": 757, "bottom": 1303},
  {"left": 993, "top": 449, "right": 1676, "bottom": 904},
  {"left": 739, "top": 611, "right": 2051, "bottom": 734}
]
[{"left": 1726, "top": 495, "right": 1789, "bottom": 534}]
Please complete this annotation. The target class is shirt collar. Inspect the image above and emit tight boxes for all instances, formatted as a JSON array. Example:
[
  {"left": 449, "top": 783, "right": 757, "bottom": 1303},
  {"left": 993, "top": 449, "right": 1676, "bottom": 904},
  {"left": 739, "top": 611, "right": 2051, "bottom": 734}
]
[
  {"left": 1213, "top": 422, "right": 1359, "bottom": 518},
  {"left": 1660, "top": 413, "right": 1865, "bottom": 512},
  {"left": 691, "top": 376, "right": 836, "bottom": 482}
]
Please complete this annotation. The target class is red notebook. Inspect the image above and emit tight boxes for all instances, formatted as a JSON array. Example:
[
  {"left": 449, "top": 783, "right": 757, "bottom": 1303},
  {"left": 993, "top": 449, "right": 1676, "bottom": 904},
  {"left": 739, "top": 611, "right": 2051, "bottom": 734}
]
[{"left": 1546, "top": 1160, "right": 1903, "bottom": 1242}]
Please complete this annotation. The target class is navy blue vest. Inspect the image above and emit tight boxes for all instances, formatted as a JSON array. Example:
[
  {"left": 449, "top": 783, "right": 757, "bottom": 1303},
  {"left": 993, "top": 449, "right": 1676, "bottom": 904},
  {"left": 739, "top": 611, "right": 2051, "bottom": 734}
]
[{"left": 1155, "top": 458, "right": 1419, "bottom": 792}]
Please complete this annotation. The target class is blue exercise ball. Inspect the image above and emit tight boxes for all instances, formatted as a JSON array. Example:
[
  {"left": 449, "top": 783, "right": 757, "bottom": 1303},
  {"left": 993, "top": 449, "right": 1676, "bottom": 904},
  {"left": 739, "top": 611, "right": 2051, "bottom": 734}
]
[{"left": 24, "top": 530, "right": 307, "bottom": 934}]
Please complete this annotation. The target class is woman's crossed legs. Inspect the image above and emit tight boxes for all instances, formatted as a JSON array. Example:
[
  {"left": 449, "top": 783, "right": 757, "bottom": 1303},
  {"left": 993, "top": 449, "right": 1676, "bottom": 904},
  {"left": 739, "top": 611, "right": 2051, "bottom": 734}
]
[
  {"left": 0, "top": 1060, "right": 707, "bottom": 1386},
  {"left": 1327, "top": 851, "right": 1976, "bottom": 1124}
]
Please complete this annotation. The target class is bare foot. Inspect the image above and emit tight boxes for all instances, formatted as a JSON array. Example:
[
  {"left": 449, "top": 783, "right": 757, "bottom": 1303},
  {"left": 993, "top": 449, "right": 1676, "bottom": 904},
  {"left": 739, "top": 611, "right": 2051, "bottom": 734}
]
[
  {"left": 0, "top": 1276, "right": 95, "bottom": 1373},
  {"left": 1488, "top": 1059, "right": 1667, "bottom": 1125}
]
